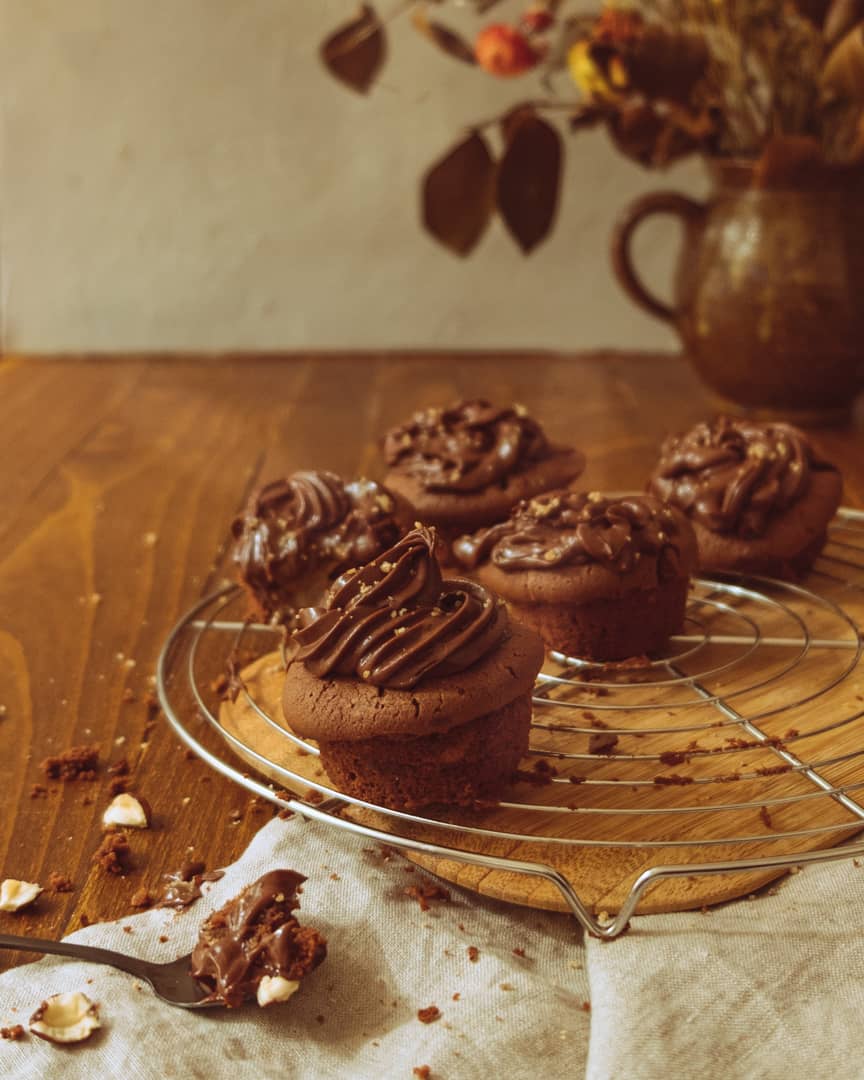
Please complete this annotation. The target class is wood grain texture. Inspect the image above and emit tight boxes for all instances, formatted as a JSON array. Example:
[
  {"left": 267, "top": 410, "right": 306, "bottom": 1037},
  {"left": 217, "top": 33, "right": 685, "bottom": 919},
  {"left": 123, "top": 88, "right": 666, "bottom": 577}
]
[{"left": 1, "top": 352, "right": 862, "bottom": 971}]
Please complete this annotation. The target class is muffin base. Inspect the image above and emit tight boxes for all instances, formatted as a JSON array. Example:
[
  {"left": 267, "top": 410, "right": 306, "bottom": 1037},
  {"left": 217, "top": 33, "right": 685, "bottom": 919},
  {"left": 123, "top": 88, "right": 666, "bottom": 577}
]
[
  {"left": 696, "top": 527, "right": 829, "bottom": 581},
  {"left": 510, "top": 578, "right": 690, "bottom": 661},
  {"left": 316, "top": 693, "right": 532, "bottom": 811}
]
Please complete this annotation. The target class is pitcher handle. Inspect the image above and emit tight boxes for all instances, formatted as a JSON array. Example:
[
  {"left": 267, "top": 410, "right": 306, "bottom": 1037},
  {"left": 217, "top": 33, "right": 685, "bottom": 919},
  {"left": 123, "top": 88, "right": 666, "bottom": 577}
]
[{"left": 611, "top": 191, "right": 707, "bottom": 323}]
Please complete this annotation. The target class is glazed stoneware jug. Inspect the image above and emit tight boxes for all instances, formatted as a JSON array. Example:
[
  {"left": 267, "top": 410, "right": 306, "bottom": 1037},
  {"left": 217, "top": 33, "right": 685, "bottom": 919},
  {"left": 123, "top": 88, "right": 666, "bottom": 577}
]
[{"left": 612, "top": 161, "right": 864, "bottom": 424}]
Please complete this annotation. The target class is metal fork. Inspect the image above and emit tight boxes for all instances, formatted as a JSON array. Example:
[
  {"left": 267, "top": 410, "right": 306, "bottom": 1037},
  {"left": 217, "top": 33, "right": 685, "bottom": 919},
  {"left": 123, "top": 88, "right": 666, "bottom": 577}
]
[{"left": 0, "top": 933, "right": 215, "bottom": 1009}]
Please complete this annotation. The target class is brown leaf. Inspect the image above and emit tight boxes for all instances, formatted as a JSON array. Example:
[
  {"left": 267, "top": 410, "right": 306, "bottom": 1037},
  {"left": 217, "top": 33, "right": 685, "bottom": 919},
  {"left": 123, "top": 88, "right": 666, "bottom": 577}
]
[
  {"left": 422, "top": 133, "right": 496, "bottom": 256},
  {"left": 591, "top": 25, "right": 709, "bottom": 106},
  {"left": 412, "top": 7, "right": 476, "bottom": 65},
  {"left": 320, "top": 4, "right": 385, "bottom": 94},
  {"left": 822, "top": 24, "right": 864, "bottom": 105},
  {"left": 824, "top": 0, "right": 864, "bottom": 46},
  {"left": 569, "top": 101, "right": 609, "bottom": 131},
  {"left": 496, "top": 112, "right": 563, "bottom": 253},
  {"left": 607, "top": 103, "right": 715, "bottom": 167}
]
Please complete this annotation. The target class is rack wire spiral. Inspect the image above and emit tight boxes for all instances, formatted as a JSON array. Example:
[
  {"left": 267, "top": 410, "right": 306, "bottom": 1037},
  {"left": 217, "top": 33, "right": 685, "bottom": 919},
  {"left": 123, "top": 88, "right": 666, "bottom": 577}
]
[{"left": 157, "top": 508, "right": 864, "bottom": 939}]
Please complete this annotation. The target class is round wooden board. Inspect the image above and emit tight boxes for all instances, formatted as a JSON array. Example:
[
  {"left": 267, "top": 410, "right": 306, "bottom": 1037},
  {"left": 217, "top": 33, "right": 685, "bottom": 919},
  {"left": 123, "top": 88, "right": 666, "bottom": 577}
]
[{"left": 220, "top": 564, "right": 864, "bottom": 918}]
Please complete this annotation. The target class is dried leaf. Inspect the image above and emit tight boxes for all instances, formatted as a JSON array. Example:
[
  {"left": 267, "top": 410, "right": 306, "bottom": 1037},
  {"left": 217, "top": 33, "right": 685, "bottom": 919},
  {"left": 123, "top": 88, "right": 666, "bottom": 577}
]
[
  {"left": 793, "top": 0, "right": 833, "bottom": 28},
  {"left": 422, "top": 133, "right": 496, "bottom": 256},
  {"left": 496, "top": 112, "right": 563, "bottom": 253},
  {"left": 412, "top": 7, "right": 476, "bottom": 65},
  {"left": 822, "top": 24, "right": 864, "bottom": 105},
  {"left": 569, "top": 102, "right": 608, "bottom": 131},
  {"left": 610, "top": 26, "right": 710, "bottom": 105},
  {"left": 607, "top": 103, "right": 716, "bottom": 168},
  {"left": 320, "top": 4, "right": 385, "bottom": 95},
  {"left": 824, "top": 0, "right": 864, "bottom": 46}
]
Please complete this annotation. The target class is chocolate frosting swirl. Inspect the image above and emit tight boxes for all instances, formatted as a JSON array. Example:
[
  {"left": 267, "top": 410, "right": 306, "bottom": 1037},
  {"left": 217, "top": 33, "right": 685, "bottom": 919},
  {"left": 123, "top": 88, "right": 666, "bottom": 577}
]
[
  {"left": 647, "top": 417, "right": 834, "bottom": 538},
  {"left": 189, "top": 870, "right": 327, "bottom": 1008},
  {"left": 231, "top": 471, "right": 402, "bottom": 613},
  {"left": 453, "top": 491, "right": 685, "bottom": 579},
  {"left": 291, "top": 526, "right": 510, "bottom": 690},
  {"left": 383, "top": 399, "right": 553, "bottom": 493}
]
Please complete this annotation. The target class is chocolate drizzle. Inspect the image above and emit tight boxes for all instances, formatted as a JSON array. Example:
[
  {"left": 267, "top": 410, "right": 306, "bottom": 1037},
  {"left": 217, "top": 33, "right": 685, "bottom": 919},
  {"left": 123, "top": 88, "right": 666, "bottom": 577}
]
[
  {"left": 648, "top": 417, "right": 833, "bottom": 538},
  {"left": 231, "top": 471, "right": 402, "bottom": 619},
  {"left": 453, "top": 491, "right": 685, "bottom": 578},
  {"left": 383, "top": 400, "right": 556, "bottom": 493},
  {"left": 189, "top": 870, "right": 326, "bottom": 1008},
  {"left": 291, "top": 527, "right": 510, "bottom": 690}
]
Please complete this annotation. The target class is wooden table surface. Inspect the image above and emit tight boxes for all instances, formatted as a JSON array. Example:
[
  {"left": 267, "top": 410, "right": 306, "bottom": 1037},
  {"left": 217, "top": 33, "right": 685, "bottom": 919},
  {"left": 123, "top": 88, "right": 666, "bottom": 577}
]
[{"left": 1, "top": 351, "right": 862, "bottom": 973}]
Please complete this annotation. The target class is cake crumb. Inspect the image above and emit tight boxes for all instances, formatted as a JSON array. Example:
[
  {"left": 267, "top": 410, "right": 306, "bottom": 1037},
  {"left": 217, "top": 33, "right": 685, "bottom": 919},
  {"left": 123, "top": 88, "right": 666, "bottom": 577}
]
[
  {"left": 92, "top": 832, "right": 133, "bottom": 876},
  {"left": 467, "top": 946, "right": 479, "bottom": 963},
  {"left": 40, "top": 744, "right": 100, "bottom": 782},
  {"left": 108, "top": 776, "right": 129, "bottom": 796},
  {"left": 158, "top": 935, "right": 169, "bottom": 943},
  {"left": 47, "top": 873, "right": 74, "bottom": 894},
  {"left": 417, "top": 1006, "right": 441, "bottom": 1024},
  {"left": 452, "top": 992, "right": 460, "bottom": 1001},
  {"left": 29, "top": 784, "right": 48, "bottom": 799},
  {"left": 0, "top": 1024, "right": 25, "bottom": 1040},
  {"left": 588, "top": 732, "right": 618, "bottom": 756},
  {"left": 122, "top": 687, "right": 137, "bottom": 704},
  {"left": 413, "top": 1068, "right": 431, "bottom": 1080},
  {"left": 500, "top": 983, "right": 515, "bottom": 991},
  {"left": 581, "top": 1001, "right": 591, "bottom": 1013},
  {"left": 512, "top": 947, "right": 526, "bottom": 958},
  {"left": 404, "top": 879, "right": 451, "bottom": 912},
  {"left": 130, "top": 888, "right": 153, "bottom": 909}
]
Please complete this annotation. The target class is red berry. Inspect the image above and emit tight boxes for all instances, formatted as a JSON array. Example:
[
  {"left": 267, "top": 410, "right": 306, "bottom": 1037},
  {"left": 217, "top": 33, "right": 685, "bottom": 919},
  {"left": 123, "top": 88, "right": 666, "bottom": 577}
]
[
  {"left": 520, "top": 6, "right": 555, "bottom": 34},
  {"left": 475, "top": 24, "right": 540, "bottom": 78}
]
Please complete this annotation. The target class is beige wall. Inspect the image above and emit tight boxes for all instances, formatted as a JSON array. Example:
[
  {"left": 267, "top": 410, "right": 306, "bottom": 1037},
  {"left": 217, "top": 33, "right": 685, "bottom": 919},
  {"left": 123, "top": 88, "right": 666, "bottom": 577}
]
[{"left": 0, "top": 0, "right": 707, "bottom": 353}]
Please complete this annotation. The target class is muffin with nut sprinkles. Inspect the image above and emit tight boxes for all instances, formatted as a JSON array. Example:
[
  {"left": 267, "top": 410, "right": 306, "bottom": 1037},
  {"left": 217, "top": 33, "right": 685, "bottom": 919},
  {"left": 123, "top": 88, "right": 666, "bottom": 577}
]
[
  {"left": 282, "top": 526, "right": 544, "bottom": 810},
  {"left": 231, "top": 470, "right": 406, "bottom": 624},
  {"left": 453, "top": 491, "right": 698, "bottom": 661},
  {"left": 647, "top": 417, "right": 842, "bottom": 579},
  {"left": 382, "top": 399, "right": 585, "bottom": 541}
]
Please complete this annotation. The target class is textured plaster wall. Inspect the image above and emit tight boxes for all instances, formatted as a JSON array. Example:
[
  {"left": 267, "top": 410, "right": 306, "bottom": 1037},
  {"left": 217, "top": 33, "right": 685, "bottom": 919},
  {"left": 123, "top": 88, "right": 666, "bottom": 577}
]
[{"left": 0, "top": 0, "right": 707, "bottom": 353}]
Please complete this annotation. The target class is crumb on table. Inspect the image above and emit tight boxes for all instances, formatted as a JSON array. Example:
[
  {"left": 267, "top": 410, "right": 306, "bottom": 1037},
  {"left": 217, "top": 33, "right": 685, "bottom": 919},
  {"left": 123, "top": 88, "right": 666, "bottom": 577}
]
[
  {"left": 92, "top": 832, "right": 133, "bottom": 876},
  {"left": 40, "top": 744, "right": 100, "bottom": 781}
]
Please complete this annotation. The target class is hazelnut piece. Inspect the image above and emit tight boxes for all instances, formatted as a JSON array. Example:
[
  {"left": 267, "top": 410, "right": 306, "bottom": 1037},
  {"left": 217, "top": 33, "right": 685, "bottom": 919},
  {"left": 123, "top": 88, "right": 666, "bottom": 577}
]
[
  {"left": 256, "top": 976, "right": 300, "bottom": 1007},
  {"left": 0, "top": 879, "right": 42, "bottom": 912},
  {"left": 102, "top": 793, "right": 151, "bottom": 830},
  {"left": 29, "top": 992, "right": 101, "bottom": 1044}
]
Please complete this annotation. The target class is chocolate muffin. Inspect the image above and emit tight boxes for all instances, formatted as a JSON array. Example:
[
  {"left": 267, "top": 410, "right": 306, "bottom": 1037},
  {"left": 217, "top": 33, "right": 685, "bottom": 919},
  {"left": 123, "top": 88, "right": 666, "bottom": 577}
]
[
  {"left": 647, "top": 417, "right": 842, "bottom": 578},
  {"left": 453, "top": 491, "right": 698, "bottom": 661},
  {"left": 382, "top": 399, "right": 585, "bottom": 540},
  {"left": 189, "top": 870, "right": 326, "bottom": 1008},
  {"left": 231, "top": 470, "right": 405, "bottom": 623},
  {"left": 282, "top": 527, "right": 545, "bottom": 811}
]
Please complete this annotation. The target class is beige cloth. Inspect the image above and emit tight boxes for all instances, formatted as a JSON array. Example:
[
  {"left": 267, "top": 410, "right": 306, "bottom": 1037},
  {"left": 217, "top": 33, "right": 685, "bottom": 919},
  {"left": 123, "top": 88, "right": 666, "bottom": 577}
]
[{"left": 1, "top": 814, "right": 861, "bottom": 1079}]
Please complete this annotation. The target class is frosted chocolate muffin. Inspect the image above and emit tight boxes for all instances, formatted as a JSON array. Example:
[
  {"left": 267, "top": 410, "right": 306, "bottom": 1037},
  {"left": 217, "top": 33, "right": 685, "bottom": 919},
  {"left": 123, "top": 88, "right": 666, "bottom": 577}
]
[
  {"left": 647, "top": 417, "right": 842, "bottom": 579},
  {"left": 189, "top": 870, "right": 326, "bottom": 1008},
  {"left": 282, "top": 526, "right": 545, "bottom": 810},
  {"left": 231, "top": 470, "right": 405, "bottom": 623},
  {"left": 453, "top": 491, "right": 698, "bottom": 661},
  {"left": 382, "top": 399, "right": 585, "bottom": 540}
]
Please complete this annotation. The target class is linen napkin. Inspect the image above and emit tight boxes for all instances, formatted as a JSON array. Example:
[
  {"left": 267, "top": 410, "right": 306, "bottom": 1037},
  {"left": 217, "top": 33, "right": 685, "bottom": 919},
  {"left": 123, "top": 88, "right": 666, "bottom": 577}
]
[
  {"left": 0, "top": 814, "right": 592, "bottom": 1080},
  {"left": 2, "top": 810, "right": 861, "bottom": 1079}
]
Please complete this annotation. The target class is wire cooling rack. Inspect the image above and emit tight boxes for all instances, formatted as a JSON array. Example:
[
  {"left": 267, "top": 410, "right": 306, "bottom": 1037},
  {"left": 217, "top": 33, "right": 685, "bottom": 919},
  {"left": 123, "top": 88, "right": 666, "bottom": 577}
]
[{"left": 157, "top": 509, "right": 864, "bottom": 939}]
